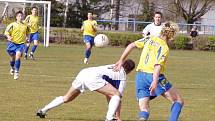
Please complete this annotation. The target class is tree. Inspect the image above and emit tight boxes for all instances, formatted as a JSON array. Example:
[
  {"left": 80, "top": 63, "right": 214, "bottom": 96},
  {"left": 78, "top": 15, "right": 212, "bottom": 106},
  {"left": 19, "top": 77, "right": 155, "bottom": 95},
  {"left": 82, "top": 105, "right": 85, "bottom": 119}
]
[
  {"left": 66, "top": 0, "right": 110, "bottom": 28},
  {"left": 174, "top": 0, "right": 215, "bottom": 24}
]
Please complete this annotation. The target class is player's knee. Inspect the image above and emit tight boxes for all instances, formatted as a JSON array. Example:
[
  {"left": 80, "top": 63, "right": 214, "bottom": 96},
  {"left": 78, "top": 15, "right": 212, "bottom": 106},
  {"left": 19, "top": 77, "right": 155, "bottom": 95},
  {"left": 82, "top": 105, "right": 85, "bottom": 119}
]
[
  {"left": 34, "top": 41, "right": 38, "bottom": 45},
  {"left": 63, "top": 95, "right": 71, "bottom": 103},
  {"left": 110, "top": 90, "right": 121, "bottom": 98}
]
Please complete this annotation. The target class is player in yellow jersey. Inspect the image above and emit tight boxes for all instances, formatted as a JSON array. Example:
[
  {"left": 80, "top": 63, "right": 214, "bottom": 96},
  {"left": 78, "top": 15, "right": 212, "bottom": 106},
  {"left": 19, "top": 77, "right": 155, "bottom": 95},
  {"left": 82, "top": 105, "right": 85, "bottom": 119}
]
[
  {"left": 24, "top": 7, "right": 40, "bottom": 60},
  {"left": 114, "top": 21, "right": 184, "bottom": 121},
  {"left": 81, "top": 12, "right": 97, "bottom": 64},
  {"left": 4, "top": 11, "right": 29, "bottom": 80}
]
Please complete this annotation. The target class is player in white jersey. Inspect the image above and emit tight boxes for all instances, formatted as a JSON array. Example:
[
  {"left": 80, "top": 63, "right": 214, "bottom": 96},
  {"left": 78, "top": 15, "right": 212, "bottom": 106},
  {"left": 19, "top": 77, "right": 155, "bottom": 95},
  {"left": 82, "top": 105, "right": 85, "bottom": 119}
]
[
  {"left": 36, "top": 59, "right": 135, "bottom": 121},
  {"left": 142, "top": 11, "right": 163, "bottom": 37}
]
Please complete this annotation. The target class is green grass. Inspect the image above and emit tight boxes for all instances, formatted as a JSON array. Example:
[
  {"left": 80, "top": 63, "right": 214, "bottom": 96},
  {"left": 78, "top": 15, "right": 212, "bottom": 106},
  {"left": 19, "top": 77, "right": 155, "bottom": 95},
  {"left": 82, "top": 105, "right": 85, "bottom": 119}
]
[{"left": 0, "top": 42, "right": 215, "bottom": 121}]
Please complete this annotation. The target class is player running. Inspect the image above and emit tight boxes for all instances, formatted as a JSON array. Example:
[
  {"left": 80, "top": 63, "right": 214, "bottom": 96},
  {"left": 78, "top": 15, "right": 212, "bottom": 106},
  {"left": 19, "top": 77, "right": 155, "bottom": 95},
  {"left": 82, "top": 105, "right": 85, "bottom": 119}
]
[
  {"left": 24, "top": 6, "right": 40, "bottom": 60},
  {"left": 81, "top": 12, "right": 97, "bottom": 64},
  {"left": 36, "top": 59, "right": 135, "bottom": 121},
  {"left": 114, "top": 21, "right": 184, "bottom": 121},
  {"left": 4, "top": 11, "right": 29, "bottom": 80}
]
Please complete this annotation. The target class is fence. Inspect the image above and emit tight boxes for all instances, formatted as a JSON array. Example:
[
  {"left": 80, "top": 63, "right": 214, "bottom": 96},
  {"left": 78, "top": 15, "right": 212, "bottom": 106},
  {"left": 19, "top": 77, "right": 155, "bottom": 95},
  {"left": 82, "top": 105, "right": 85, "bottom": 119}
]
[{"left": 97, "top": 20, "right": 215, "bottom": 35}]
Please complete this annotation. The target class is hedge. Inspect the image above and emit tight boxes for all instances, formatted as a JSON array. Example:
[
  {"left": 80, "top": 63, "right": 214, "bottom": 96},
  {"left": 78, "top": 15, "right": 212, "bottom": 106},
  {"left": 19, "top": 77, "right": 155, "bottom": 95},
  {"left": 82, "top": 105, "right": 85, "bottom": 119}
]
[{"left": 0, "top": 27, "right": 214, "bottom": 51}]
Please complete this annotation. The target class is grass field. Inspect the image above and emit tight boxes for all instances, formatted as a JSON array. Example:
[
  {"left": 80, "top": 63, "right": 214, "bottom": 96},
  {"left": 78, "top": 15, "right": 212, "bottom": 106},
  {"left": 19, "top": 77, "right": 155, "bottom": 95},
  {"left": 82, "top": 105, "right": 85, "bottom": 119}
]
[{"left": 0, "top": 42, "right": 215, "bottom": 121}]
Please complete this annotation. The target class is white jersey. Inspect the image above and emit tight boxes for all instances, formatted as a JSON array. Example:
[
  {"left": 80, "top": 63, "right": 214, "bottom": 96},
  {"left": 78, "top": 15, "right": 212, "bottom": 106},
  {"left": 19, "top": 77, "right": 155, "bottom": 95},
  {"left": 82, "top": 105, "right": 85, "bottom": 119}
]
[
  {"left": 142, "top": 23, "right": 163, "bottom": 37},
  {"left": 72, "top": 64, "right": 127, "bottom": 95}
]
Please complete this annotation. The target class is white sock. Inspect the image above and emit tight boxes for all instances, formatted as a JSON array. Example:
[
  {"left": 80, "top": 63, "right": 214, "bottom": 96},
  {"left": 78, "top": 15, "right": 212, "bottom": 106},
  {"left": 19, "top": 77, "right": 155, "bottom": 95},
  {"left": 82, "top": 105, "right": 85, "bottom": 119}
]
[
  {"left": 106, "top": 95, "right": 121, "bottom": 120},
  {"left": 41, "top": 96, "right": 64, "bottom": 113}
]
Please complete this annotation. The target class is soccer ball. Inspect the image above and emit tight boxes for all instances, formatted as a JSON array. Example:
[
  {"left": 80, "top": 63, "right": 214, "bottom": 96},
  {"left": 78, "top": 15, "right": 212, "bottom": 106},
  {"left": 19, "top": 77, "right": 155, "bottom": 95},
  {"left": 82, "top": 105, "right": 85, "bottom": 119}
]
[{"left": 94, "top": 34, "right": 109, "bottom": 47}]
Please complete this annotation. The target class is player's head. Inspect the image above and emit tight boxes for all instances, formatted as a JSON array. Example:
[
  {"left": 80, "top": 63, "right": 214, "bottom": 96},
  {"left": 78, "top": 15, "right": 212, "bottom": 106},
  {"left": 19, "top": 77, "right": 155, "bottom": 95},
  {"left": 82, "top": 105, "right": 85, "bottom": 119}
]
[
  {"left": 87, "top": 12, "right": 93, "bottom": 20},
  {"left": 160, "top": 21, "right": 179, "bottom": 41},
  {"left": 15, "top": 11, "right": 23, "bottom": 22},
  {"left": 31, "top": 6, "right": 38, "bottom": 15},
  {"left": 154, "top": 11, "right": 162, "bottom": 25},
  {"left": 122, "top": 59, "right": 135, "bottom": 74}
]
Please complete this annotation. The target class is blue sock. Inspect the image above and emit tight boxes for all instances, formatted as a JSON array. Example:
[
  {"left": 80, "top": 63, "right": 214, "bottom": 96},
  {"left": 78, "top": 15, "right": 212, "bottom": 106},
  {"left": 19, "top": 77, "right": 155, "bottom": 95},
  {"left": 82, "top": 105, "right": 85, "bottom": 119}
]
[
  {"left": 10, "top": 61, "right": 15, "bottom": 68},
  {"left": 139, "top": 111, "right": 149, "bottom": 120},
  {"left": 25, "top": 46, "right": 30, "bottom": 54},
  {"left": 169, "top": 102, "right": 183, "bottom": 121},
  {"left": 15, "top": 59, "right": 21, "bottom": 72},
  {"left": 31, "top": 45, "right": 38, "bottom": 53},
  {"left": 85, "top": 49, "right": 91, "bottom": 58}
]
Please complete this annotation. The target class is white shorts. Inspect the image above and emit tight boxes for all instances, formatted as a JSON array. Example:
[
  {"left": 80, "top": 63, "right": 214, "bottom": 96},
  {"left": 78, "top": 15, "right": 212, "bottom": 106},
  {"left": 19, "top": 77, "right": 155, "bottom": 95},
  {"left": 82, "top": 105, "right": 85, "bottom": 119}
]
[{"left": 72, "top": 69, "right": 108, "bottom": 92}]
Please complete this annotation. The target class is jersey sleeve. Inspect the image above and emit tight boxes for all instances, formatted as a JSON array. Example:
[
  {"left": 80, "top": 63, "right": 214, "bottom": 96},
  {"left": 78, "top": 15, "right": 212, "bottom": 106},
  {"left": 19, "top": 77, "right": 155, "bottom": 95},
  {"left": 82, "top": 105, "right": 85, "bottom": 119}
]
[
  {"left": 155, "top": 47, "right": 169, "bottom": 67},
  {"left": 4, "top": 23, "right": 13, "bottom": 35},
  {"left": 118, "top": 80, "right": 126, "bottom": 96},
  {"left": 134, "top": 37, "right": 149, "bottom": 49}
]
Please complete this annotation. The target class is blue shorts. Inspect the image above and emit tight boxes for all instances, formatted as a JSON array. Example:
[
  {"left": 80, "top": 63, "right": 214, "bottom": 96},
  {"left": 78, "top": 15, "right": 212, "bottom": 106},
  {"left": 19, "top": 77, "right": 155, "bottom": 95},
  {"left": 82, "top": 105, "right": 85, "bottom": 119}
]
[
  {"left": 135, "top": 71, "right": 172, "bottom": 100},
  {"left": 83, "top": 35, "right": 94, "bottom": 45},
  {"left": 6, "top": 42, "right": 25, "bottom": 56},
  {"left": 29, "top": 32, "right": 39, "bottom": 42}
]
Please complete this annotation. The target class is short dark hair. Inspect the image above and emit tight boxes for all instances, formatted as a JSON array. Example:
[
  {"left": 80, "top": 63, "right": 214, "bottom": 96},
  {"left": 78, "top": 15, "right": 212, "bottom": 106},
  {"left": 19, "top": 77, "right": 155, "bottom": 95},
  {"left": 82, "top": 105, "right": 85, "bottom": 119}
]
[
  {"left": 15, "top": 11, "right": 23, "bottom": 16},
  {"left": 32, "top": 6, "right": 38, "bottom": 10},
  {"left": 122, "top": 59, "right": 135, "bottom": 74},
  {"left": 154, "top": 11, "right": 162, "bottom": 18}
]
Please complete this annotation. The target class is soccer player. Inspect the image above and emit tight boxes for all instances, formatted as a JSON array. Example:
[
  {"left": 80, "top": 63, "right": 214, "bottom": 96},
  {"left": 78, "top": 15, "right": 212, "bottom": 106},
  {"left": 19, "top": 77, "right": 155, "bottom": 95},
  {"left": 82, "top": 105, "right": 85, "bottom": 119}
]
[
  {"left": 81, "top": 12, "right": 97, "bottom": 64},
  {"left": 142, "top": 11, "right": 163, "bottom": 37},
  {"left": 114, "top": 21, "right": 184, "bottom": 121},
  {"left": 24, "top": 6, "right": 40, "bottom": 60},
  {"left": 4, "top": 11, "right": 29, "bottom": 80},
  {"left": 36, "top": 59, "right": 135, "bottom": 121}
]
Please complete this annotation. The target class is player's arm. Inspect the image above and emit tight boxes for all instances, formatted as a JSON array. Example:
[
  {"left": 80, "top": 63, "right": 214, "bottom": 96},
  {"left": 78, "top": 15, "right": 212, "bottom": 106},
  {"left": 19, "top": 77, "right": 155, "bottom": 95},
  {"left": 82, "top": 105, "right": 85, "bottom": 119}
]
[
  {"left": 142, "top": 25, "right": 150, "bottom": 37},
  {"left": 149, "top": 65, "right": 161, "bottom": 95},
  {"left": 114, "top": 42, "right": 136, "bottom": 71},
  {"left": 92, "top": 21, "right": 97, "bottom": 32},
  {"left": 80, "top": 22, "right": 84, "bottom": 32},
  {"left": 4, "top": 24, "right": 13, "bottom": 41},
  {"left": 24, "top": 15, "right": 31, "bottom": 26}
]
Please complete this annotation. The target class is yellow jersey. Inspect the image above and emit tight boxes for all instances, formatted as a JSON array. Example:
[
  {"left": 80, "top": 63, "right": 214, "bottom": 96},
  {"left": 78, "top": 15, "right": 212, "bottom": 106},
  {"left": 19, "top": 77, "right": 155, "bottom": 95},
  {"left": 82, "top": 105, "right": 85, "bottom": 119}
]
[
  {"left": 24, "top": 15, "right": 39, "bottom": 33},
  {"left": 4, "top": 22, "right": 29, "bottom": 44},
  {"left": 82, "top": 20, "right": 97, "bottom": 37},
  {"left": 134, "top": 36, "right": 169, "bottom": 74}
]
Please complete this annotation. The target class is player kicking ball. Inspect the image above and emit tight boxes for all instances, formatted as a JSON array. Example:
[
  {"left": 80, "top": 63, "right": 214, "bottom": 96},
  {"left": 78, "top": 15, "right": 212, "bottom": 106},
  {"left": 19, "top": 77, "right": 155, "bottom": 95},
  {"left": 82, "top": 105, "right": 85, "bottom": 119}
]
[{"left": 36, "top": 59, "right": 135, "bottom": 121}]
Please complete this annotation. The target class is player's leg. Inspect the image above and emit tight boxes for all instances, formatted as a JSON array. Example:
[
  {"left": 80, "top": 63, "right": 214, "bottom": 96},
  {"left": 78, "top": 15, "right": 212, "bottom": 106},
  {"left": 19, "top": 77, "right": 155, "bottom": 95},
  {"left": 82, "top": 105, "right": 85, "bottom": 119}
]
[
  {"left": 9, "top": 55, "right": 15, "bottom": 75},
  {"left": 83, "top": 35, "right": 93, "bottom": 64},
  {"left": 136, "top": 72, "right": 151, "bottom": 120},
  {"left": 14, "top": 51, "right": 22, "bottom": 80},
  {"left": 6, "top": 42, "right": 16, "bottom": 75},
  {"left": 24, "top": 34, "right": 32, "bottom": 59},
  {"left": 96, "top": 83, "right": 121, "bottom": 121},
  {"left": 162, "top": 87, "right": 184, "bottom": 121},
  {"left": 37, "top": 86, "right": 81, "bottom": 118},
  {"left": 30, "top": 32, "right": 39, "bottom": 60},
  {"left": 106, "top": 96, "right": 122, "bottom": 121}
]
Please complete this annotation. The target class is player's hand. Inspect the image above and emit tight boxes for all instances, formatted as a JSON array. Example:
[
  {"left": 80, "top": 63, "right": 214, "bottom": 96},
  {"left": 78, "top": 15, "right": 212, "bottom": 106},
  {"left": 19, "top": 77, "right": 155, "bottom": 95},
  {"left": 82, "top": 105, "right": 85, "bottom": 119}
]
[
  {"left": 7, "top": 36, "right": 13, "bottom": 41},
  {"left": 149, "top": 80, "right": 158, "bottom": 96},
  {"left": 28, "top": 23, "right": 32, "bottom": 26},
  {"left": 113, "top": 60, "right": 123, "bottom": 72}
]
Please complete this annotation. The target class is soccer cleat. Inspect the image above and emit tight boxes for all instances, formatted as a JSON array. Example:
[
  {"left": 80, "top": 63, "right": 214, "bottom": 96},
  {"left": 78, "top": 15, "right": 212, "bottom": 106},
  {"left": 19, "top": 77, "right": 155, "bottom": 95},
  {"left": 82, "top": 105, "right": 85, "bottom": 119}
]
[
  {"left": 84, "top": 58, "right": 89, "bottom": 64},
  {"left": 105, "top": 118, "right": 117, "bottom": 121},
  {"left": 29, "top": 53, "right": 35, "bottom": 60},
  {"left": 24, "top": 53, "right": 27, "bottom": 60},
  {"left": 10, "top": 68, "right": 15, "bottom": 75},
  {"left": 36, "top": 109, "right": 46, "bottom": 118},
  {"left": 13, "top": 71, "right": 19, "bottom": 80}
]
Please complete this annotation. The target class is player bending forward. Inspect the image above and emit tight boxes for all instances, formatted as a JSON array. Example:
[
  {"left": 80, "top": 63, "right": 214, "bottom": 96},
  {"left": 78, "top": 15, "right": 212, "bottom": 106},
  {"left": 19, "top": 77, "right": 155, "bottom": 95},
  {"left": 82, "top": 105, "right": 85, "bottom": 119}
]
[{"left": 36, "top": 59, "right": 135, "bottom": 121}]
